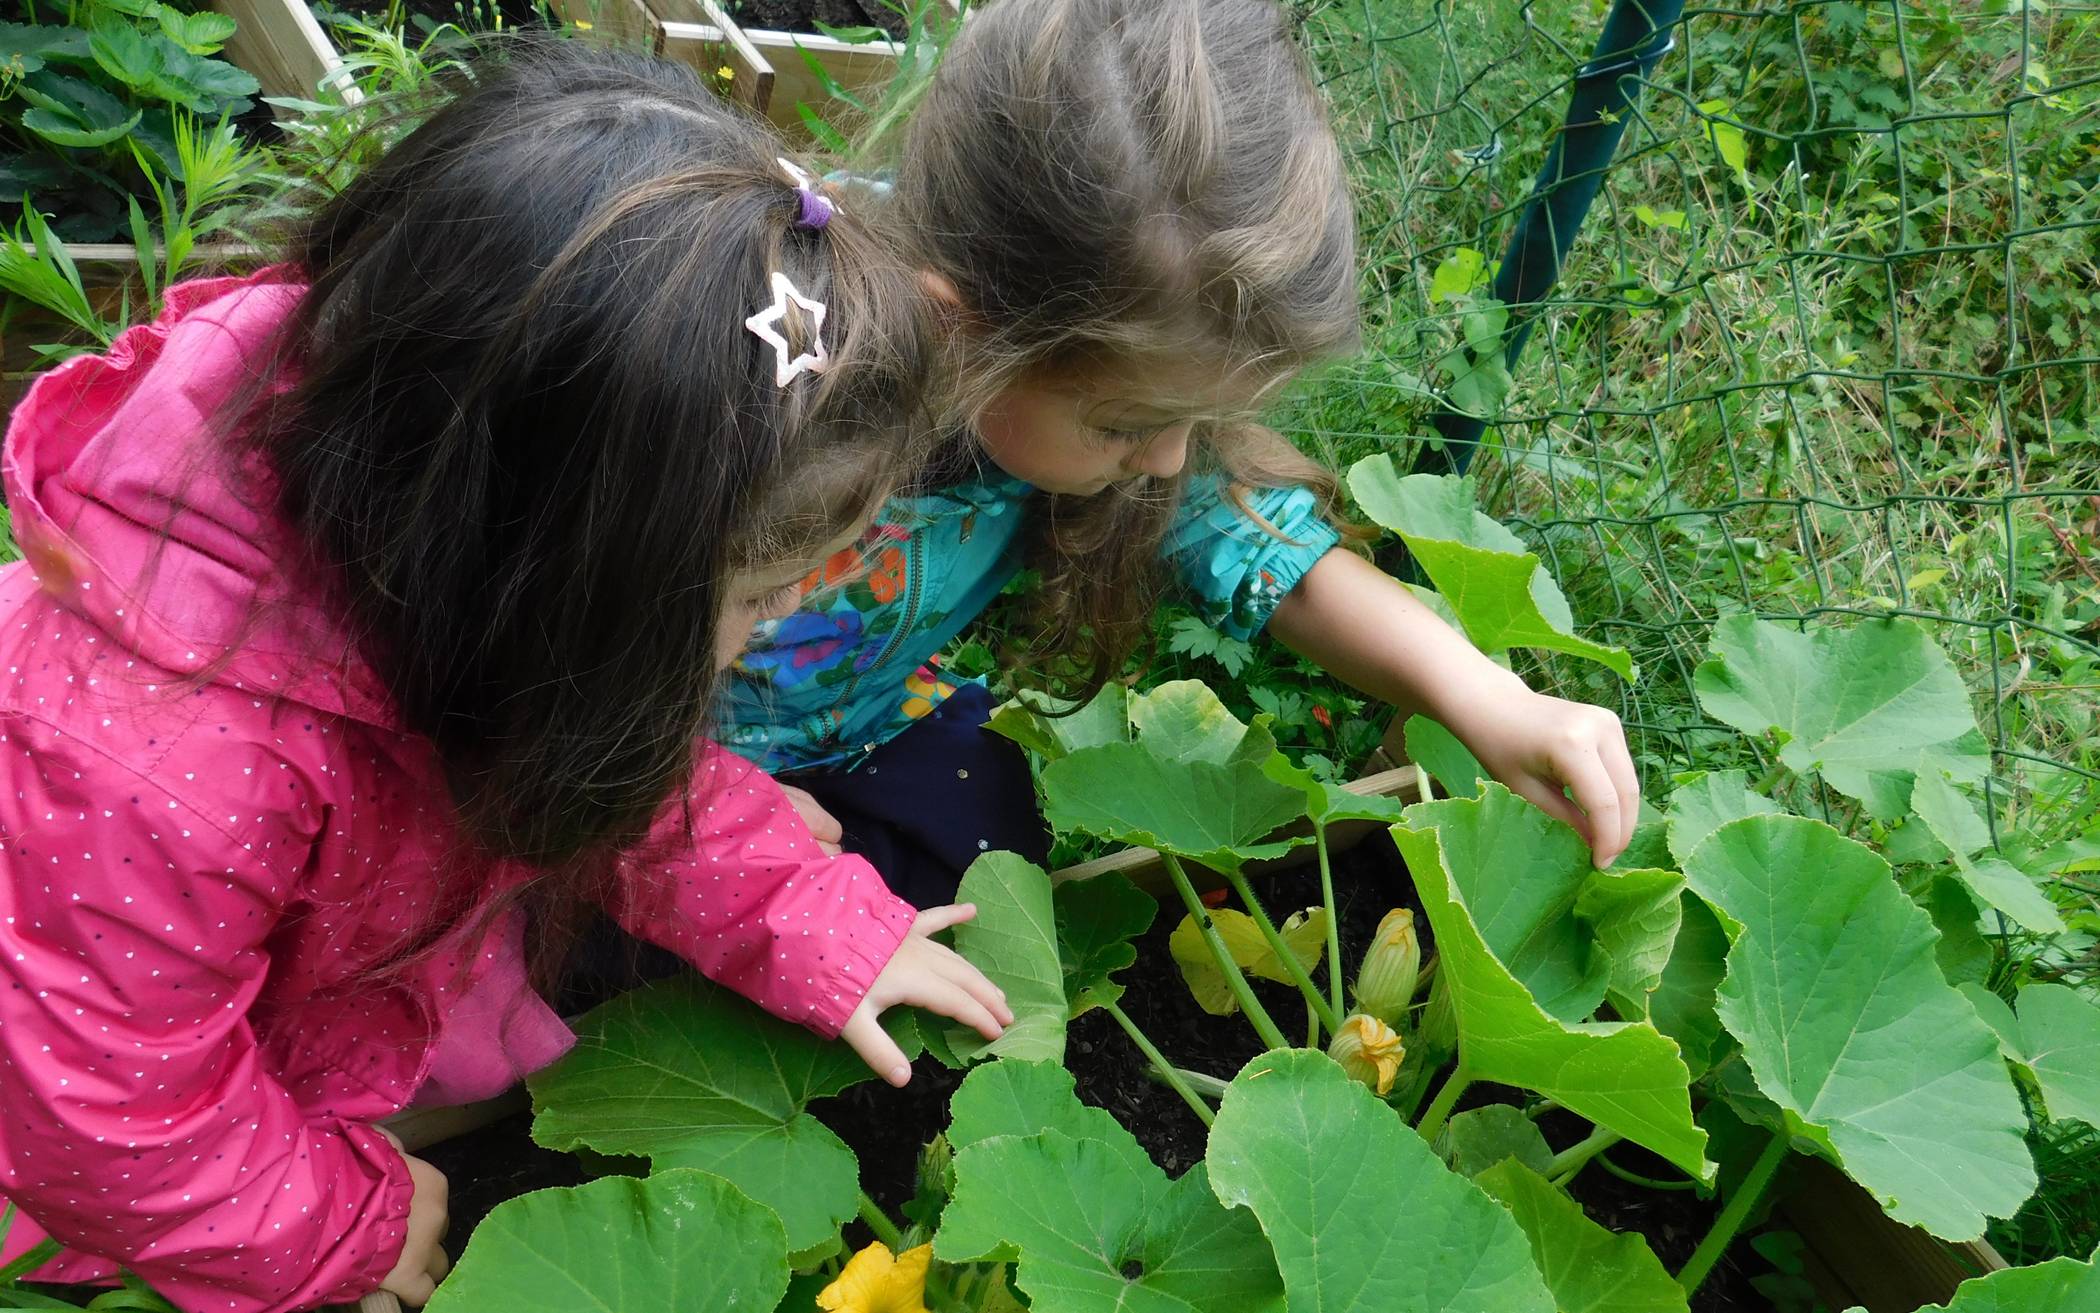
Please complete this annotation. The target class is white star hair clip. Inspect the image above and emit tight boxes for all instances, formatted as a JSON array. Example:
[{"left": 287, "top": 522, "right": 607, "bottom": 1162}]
[{"left": 745, "top": 270, "right": 830, "bottom": 387}]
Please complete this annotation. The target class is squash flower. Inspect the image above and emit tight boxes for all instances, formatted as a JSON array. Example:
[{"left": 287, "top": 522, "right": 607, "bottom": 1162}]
[
  {"left": 1352, "top": 908, "right": 1421, "bottom": 1027},
  {"left": 818, "top": 1241, "right": 934, "bottom": 1313},
  {"left": 1328, "top": 1013, "right": 1406, "bottom": 1096}
]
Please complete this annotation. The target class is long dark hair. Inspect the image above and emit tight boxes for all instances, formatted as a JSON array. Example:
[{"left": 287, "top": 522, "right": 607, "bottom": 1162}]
[
  {"left": 897, "top": 0, "right": 1360, "bottom": 693},
  {"left": 246, "top": 44, "right": 936, "bottom": 876}
]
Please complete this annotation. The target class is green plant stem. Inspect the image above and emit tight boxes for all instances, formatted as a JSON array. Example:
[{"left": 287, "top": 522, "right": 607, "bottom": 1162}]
[
  {"left": 1223, "top": 865, "right": 1342, "bottom": 1036},
  {"left": 1597, "top": 1152, "right": 1699, "bottom": 1192},
  {"left": 1315, "top": 823, "right": 1346, "bottom": 1022},
  {"left": 1161, "top": 854, "right": 1289, "bottom": 1051},
  {"left": 1524, "top": 1097, "right": 1562, "bottom": 1120},
  {"left": 1676, "top": 1133, "right": 1791, "bottom": 1295},
  {"left": 1546, "top": 1126, "right": 1622, "bottom": 1186},
  {"left": 1304, "top": 999, "right": 1321, "bottom": 1050},
  {"left": 1105, "top": 999, "right": 1216, "bottom": 1126},
  {"left": 1414, "top": 1062, "right": 1472, "bottom": 1142},
  {"left": 857, "top": 1190, "right": 903, "bottom": 1250},
  {"left": 1170, "top": 1066, "right": 1232, "bottom": 1102}
]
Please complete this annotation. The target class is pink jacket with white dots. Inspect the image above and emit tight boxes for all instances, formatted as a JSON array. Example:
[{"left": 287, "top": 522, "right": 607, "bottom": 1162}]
[{"left": 0, "top": 272, "right": 917, "bottom": 1311}]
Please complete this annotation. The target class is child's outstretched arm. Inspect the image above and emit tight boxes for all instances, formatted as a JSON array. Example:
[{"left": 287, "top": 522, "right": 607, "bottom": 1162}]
[
  {"left": 605, "top": 745, "right": 1008, "bottom": 1083},
  {"left": 1269, "top": 549, "right": 1640, "bottom": 866}
]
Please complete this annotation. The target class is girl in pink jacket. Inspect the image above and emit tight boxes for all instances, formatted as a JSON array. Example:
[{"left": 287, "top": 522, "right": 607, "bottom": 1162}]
[{"left": 0, "top": 46, "right": 1007, "bottom": 1312}]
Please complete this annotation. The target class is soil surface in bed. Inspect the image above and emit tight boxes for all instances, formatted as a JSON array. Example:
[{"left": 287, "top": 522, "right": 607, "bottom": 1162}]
[{"left": 727, "top": 0, "right": 908, "bottom": 37}]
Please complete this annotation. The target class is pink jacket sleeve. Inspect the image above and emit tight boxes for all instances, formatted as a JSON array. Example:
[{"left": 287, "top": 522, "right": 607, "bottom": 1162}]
[
  {"left": 0, "top": 711, "right": 413, "bottom": 1313},
  {"left": 606, "top": 744, "right": 917, "bottom": 1036}
]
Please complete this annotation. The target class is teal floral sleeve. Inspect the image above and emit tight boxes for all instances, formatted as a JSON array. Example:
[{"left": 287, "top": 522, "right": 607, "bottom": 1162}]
[{"left": 1164, "top": 479, "right": 1342, "bottom": 640}]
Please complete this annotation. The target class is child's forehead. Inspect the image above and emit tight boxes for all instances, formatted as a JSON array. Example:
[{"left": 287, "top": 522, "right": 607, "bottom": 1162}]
[{"left": 1064, "top": 356, "right": 1286, "bottom": 417}]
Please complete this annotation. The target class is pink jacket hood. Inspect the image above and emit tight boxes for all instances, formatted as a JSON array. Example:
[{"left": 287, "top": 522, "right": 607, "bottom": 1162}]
[
  {"left": 4, "top": 269, "right": 392, "bottom": 727},
  {"left": 0, "top": 273, "right": 915, "bottom": 1311}
]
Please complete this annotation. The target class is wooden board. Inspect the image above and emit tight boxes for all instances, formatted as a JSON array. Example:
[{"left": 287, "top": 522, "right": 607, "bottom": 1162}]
[
  {"left": 209, "top": 0, "right": 358, "bottom": 104},
  {"left": 548, "top": 0, "right": 665, "bottom": 54},
  {"left": 1049, "top": 764, "right": 1426, "bottom": 896},
  {"left": 658, "top": 12, "right": 776, "bottom": 118},
  {"left": 1777, "top": 1155, "right": 2006, "bottom": 1311}
]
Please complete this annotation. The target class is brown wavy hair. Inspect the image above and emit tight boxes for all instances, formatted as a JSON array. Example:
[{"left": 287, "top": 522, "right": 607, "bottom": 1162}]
[
  {"left": 895, "top": 0, "right": 1360, "bottom": 693},
  {"left": 241, "top": 45, "right": 939, "bottom": 966}
]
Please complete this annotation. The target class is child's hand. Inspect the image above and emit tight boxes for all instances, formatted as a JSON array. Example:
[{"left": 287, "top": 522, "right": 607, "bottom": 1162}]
[
  {"left": 779, "top": 783, "right": 844, "bottom": 856},
  {"left": 375, "top": 1127, "right": 451, "bottom": 1305},
  {"left": 1448, "top": 686, "right": 1640, "bottom": 867},
  {"left": 842, "top": 904, "right": 1013, "bottom": 1086}
]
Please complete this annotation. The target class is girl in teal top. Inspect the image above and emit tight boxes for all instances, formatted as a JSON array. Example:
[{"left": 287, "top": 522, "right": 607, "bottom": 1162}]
[{"left": 724, "top": 0, "right": 1640, "bottom": 904}]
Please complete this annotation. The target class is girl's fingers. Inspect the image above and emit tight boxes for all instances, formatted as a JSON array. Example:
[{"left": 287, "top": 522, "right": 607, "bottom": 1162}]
[
  {"left": 1598, "top": 730, "right": 1642, "bottom": 859},
  {"left": 906, "top": 971, "right": 1005, "bottom": 1042},
  {"left": 778, "top": 784, "right": 844, "bottom": 845},
  {"left": 911, "top": 903, "right": 978, "bottom": 937},
  {"left": 928, "top": 946, "right": 1014, "bottom": 1026},
  {"left": 426, "top": 1246, "right": 451, "bottom": 1285},
  {"left": 1509, "top": 775, "right": 1588, "bottom": 837},
  {"left": 1555, "top": 745, "right": 1623, "bottom": 867},
  {"left": 841, "top": 1007, "right": 913, "bottom": 1086}
]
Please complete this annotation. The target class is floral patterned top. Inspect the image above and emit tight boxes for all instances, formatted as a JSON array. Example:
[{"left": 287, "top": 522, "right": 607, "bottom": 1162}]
[{"left": 721, "top": 459, "right": 1341, "bottom": 773}]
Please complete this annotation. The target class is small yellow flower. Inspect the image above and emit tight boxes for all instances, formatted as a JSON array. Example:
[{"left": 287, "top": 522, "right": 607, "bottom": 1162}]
[
  {"left": 1327, "top": 1013, "right": 1405, "bottom": 1096},
  {"left": 718, "top": 64, "right": 736, "bottom": 80},
  {"left": 818, "top": 1242, "right": 933, "bottom": 1313},
  {"left": 571, "top": 17, "right": 591, "bottom": 28},
  {"left": 1352, "top": 908, "right": 1421, "bottom": 1026}
]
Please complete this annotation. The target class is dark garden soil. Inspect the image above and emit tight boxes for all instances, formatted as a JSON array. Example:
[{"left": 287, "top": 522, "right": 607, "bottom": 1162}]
[
  {"left": 726, "top": 0, "right": 908, "bottom": 38},
  {"left": 427, "top": 835, "right": 1779, "bottom": 1310}
]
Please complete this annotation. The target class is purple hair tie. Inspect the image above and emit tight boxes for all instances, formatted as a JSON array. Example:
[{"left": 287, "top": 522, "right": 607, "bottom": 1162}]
[{"left": 777, "top": 157, "right": 841, "bottom": 231}]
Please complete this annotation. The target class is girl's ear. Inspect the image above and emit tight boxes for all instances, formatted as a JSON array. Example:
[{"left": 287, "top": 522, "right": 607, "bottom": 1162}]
[
  {"left": 917, "top": 268, "right": 964, "bottom": 308},
  {"left": 919, "top": 269, "right": 984, "bottom": 340}
]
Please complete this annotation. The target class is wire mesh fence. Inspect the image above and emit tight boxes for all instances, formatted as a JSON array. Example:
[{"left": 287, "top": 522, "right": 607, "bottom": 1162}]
[{"left": 1290, "top": 0, "right": 2100, "bottom": 847}]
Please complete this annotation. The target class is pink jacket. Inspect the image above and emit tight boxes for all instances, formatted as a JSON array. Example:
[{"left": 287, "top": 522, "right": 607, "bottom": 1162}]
[{"left": 0, "top": 272, "right": 916, "bottom": 1311}]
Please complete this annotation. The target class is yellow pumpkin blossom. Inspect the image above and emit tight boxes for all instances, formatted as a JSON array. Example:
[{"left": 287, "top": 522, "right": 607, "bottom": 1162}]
[
  {"left": 817, "top": 1241, "right": 934, "bottom": 1313},
  {"left": 1352, "top": 908, "right": 1421, "bottom": 1026},
  {"left": 1327, "top": 1012, "right": 1405, "bottom": 1096}
]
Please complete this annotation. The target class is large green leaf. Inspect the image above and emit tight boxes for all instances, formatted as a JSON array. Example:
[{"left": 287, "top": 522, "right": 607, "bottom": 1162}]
[
  {"left": 426, "top": 1170, "right": 788, "bottom": 1313},
  {"left": 1401, "top": 789, "right": 1611, "bottom": 1024},
  {"left": 1205, "top": 1049, "right": 1555, "bottom": 1313},
  {"left": 946, "top": 852, "right": 1068, "bottom": 1063},
  {"left": 1908, "top": 769, "right": 2065, "bottom": 934},
  {"left": 1437, "top": 1105, "right": 1553, "bottom": 1180},
  {"left": 1128, "top": 679, "right": 1268, "bottom": 764},
  {"left": 1963, "top": 983, "right": 2100, "bottom": 1129},
  {"left": 527, "top": 976, "right": 885, "bottom": 1252},
  {"left": 1345, "top": 458, "right": 1634, "bottom": 680},
  {"left": 1574, "top": 866, "right": 1685, "bottom": 1018},
  {"left": 938, "top": 1130, "right": 1284, "bottom": 1313},
  {"left": 1683, "top": 815, "right": 2034, "bottom": 1239},
  {"left": 1053, "top": 872, "right": 1155, "bottom": 1017},
  {"left": 1663, "top": 770, "right": 1779, "bottom": 869},
  {"left": 1040, "top": 734, "right": 1310, "bottom": 874},
  {"left": 1405, "top": 714, "right": 1490, "bottom": 799},
  {"left": 946, "top": 1058, "right": 1140, "bottom": 1157},
  {"left": 986, "top": 685, "right": 1130, "bottom": 761},
  {"left": 1692, "top": 616, "right": 1986, "bottom": 818},
  {"left": 1474, "top": 1160, "right": 1689, "bottom": 1313},
  {"left": 2018, "top": 985, "right": 2100, "bottom": 1129},
  {"left": 1393, "top": 793, "right": 1711, "bottom": 1180},
  {"left": 1885, "top": 1249, "right": 2100, "bottom": 1312},
  {"left": 1647, "top": 894, "right": 1730, "bottom": 1076}
]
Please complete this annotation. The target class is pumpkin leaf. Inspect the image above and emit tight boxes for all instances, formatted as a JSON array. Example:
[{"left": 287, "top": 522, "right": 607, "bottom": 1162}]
[
  {"left": 1683, "top": 814, "right": 2034, "bottom": 1240},
  {"left": 1345, "top": 459, "right": 1635, "bottom": 680}
]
